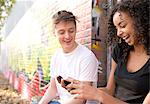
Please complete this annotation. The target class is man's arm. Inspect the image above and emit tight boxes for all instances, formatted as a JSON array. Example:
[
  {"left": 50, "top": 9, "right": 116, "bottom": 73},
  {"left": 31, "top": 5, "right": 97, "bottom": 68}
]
[{"left": 39, "top": 78, "right": 57, "bottom": 104}]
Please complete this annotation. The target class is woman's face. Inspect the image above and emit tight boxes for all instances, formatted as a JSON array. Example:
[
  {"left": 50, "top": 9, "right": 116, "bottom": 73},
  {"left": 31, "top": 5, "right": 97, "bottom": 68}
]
[{"left": 113, "top": 11, "right": 138, "bottom": 45}]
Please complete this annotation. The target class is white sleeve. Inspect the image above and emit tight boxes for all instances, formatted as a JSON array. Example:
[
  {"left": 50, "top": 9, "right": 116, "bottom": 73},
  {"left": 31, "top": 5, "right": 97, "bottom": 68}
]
[{"left": 79, "top": 53, "right": 98, "bottom": 82}]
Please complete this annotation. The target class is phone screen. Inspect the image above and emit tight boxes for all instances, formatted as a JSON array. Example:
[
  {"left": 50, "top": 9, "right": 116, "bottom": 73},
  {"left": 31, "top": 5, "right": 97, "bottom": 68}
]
[{"left": 64, "top": 80, "right": 71, "bottom": 86}]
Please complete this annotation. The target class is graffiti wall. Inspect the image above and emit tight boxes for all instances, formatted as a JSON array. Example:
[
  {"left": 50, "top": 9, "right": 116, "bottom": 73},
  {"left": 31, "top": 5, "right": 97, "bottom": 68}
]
[
  {"left": 0, "top": 0, "right": 92, "bottom": 100},
  {"left": 0, "top": 0, "right": 119, "bottom": 101}
]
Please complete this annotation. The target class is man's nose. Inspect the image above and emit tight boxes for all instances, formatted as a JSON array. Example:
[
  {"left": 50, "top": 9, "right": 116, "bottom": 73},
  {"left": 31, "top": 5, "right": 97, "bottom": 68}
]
[{"left": 64, "top": 32, "right": 70, "bottom": 38}]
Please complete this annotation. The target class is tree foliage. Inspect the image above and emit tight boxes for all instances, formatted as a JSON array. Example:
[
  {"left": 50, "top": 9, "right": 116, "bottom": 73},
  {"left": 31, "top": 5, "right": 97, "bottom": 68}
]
[
  {"left": 0, "top": 0, "right": 15, "bottom": 30},
  {"left": 0, "top": 0, "right": 15, "bottom": 42}
]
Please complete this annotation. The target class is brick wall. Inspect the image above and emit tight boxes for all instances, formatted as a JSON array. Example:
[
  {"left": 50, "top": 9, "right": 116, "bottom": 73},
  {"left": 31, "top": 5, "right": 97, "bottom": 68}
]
[{"left": 0, "top": 0, "right": 93, "bottom": 100}]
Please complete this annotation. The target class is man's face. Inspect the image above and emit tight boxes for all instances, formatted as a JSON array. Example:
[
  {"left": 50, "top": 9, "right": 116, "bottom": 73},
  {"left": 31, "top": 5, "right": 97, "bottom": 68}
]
[{"left": 55, "top": 21, "right": 77, "bottom": 53}]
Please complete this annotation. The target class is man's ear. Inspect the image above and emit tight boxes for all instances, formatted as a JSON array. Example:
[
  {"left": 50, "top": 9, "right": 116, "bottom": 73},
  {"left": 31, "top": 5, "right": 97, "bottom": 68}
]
[
  {"left": 52, "top": 30, "right": 57, "bottom": 37},
  {"left": 51, "top": 23, "right": 56, "bottom": 36}
]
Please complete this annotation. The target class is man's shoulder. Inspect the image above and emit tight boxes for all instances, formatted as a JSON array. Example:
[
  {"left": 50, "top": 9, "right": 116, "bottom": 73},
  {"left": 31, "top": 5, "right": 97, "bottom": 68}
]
[
  {"left": 78, "top": 44, "right": 92, "bottom": 53},
  {"left": 77, "top": 44, "right": 96, "bottom": 59}
]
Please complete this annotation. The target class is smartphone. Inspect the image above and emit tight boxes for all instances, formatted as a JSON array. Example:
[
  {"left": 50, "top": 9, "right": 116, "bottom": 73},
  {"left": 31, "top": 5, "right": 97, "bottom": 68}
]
[
  {"left": 63, "top": 80, "right": 71, "bottom": 86},
  {"left": 57, "top": 76, "right": 75, "bottom": 91},
  {"left": 57, "top": 76, "right": 71, "bottom": 86},
  {"left": 57, "top": 76, "right": 62, "bottom": 83}
]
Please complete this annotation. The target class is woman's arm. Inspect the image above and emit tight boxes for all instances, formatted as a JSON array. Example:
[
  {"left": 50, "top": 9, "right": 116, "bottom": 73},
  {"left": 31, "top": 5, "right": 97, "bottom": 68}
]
[
  {"left": 68, "top": 83, "right": 130, "bottom": 104},
  {"left": 39, "top": 78, "right": 57, "bottom": 104},
  {"left": 96, "top": 89, "right": 127, "bottom": 104},
  {"left": 67, "top": 59, "right": 119, "bottom": 103},
  {"left": 143, "top": 92, "right": 150, "bottom": 104},
  {"left": 106, "top": 59, "right": 117, "bottom": 95},
  {"left": 63, "top": 81, "right": 91, "bottom": 104},
  {"left": 68, "top": 82, "right": 127, "bottom": 104}
]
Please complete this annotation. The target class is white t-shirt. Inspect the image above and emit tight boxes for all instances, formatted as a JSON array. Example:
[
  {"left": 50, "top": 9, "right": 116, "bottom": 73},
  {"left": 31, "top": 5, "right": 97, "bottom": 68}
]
[{"left": 50, "top": 44, "right": 98, "bottom": 104}]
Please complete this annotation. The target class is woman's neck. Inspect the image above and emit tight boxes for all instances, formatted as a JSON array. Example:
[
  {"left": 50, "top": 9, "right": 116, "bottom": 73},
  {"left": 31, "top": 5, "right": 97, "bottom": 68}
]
[{"left": 133, "top": 44, "right": 146, "bottom": 54}]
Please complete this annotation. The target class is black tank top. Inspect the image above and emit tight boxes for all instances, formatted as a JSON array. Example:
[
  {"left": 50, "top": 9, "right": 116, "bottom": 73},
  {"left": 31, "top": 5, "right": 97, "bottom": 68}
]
[{"left": 112, "top": 44, "right": 150, "bottom": 104}]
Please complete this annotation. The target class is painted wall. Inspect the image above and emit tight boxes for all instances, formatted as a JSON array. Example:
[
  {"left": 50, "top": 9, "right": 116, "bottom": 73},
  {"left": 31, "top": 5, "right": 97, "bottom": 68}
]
[
  {"left": 0, "top": 0, "right": 92, "bottom": 100},
  {"left": 0, "top": 0, "right": 118, "bottom": 101}
]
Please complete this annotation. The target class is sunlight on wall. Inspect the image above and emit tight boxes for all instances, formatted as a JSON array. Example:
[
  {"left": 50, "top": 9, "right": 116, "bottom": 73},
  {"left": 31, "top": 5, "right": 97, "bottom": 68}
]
[{"left": 1, "top": 0, "right": 91, "bottom": 82}]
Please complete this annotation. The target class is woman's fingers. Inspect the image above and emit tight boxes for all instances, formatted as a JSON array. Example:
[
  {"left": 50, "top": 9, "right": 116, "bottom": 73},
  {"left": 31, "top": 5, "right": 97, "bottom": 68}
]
[
  {"left": 68, "top": 82, "right": 85, "bottom": 94},
  {"left": 71, "top": 89, "right": 85, "bottom": 99},
  {"left": 72, "top": 80, "right": 80, "bottom": 84},
  {"left": 66, "top": 80, "right": 82, "bottom": 93},
  {"left": 66, "top": 80, "right": 80, "bottom": 90}
]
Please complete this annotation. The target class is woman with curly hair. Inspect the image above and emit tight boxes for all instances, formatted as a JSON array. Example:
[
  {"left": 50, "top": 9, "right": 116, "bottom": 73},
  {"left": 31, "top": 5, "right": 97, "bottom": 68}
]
[{"left": 66, "top": 0, "right": 150, "bottom": 103}]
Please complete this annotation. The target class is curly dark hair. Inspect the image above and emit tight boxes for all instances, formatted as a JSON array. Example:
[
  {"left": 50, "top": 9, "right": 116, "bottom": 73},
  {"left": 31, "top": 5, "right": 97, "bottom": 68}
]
[{"left": 107, "top": 0, "right": 149, "bottom": 57}]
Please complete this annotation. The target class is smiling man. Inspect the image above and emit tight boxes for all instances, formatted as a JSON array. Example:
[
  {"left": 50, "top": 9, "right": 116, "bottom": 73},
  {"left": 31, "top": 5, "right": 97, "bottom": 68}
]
[{"left": 39, "top": 10, "right": 98, "bottom": 104}]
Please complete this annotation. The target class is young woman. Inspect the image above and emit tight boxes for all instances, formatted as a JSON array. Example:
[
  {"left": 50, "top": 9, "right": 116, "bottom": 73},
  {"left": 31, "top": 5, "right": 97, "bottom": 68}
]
[{"left": 66, "top": 0, "right": 150, "bottom": 104}]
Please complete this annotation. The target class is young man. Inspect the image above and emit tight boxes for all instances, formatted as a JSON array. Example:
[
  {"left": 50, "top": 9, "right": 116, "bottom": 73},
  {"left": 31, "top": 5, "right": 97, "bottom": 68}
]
[{"left": 39, "top": 10, "right": 98, "bottom": 104}]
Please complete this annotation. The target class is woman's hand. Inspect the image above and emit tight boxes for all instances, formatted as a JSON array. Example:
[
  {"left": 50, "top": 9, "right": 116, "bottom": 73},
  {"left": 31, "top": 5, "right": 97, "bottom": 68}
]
[{"left": 66, "top": 80, "right": 101, "bottom": 101}]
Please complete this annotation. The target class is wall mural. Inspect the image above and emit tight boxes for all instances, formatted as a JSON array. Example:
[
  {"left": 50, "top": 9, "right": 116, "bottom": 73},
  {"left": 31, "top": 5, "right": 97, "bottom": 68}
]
[
  {"left": 0, "top": 0, "right": 92, "bottom": 101},
  {"left": 0, "top": 0, "right": 117, "bottom": 101}
]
